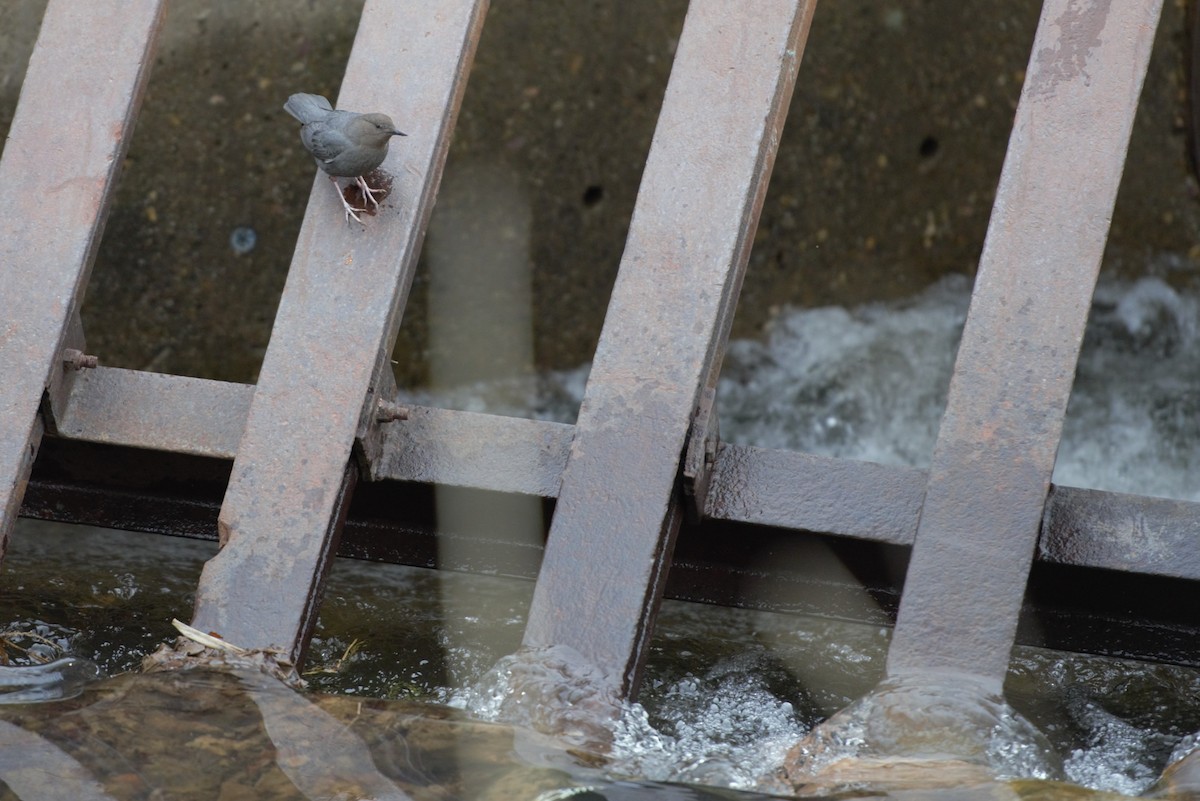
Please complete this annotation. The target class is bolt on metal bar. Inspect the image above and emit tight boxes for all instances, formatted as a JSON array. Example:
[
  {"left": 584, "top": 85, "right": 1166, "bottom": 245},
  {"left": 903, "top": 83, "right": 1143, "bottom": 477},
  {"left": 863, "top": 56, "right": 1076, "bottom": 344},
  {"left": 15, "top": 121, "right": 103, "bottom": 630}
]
[
  {"left": 0, "top": 0, "right": 165, "bottom": 564},
  {"left": 520, "top": 0, "right": 818, "bottom": 699},
  {"left": 885, "top": 0, "right": 1165, "bottom": 689},
  {"left": 188, "top": 0, "right": 489, "bottom": 662}
]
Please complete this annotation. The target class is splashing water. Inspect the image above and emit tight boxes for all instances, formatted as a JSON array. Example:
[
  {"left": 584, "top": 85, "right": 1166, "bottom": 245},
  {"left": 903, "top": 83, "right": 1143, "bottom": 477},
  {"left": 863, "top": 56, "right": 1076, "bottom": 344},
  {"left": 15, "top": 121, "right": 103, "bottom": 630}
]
[
  {"left": 454, "top": 646, "right": 809, "bottom": 791},
  {"left": 778, "top": 671, "right": 1059, "bottom": 792},
  {"left": 716, "top": 273, "right": 1200, "bottom": 502},
  {"left": 615, "top": 653, "right": 809, "bottom": 790}
]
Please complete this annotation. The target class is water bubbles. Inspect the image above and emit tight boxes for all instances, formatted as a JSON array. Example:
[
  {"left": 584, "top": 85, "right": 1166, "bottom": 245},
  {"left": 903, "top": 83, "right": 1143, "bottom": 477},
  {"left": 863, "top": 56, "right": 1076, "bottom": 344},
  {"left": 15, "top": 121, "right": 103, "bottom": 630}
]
[
  {"left": 646, "top": 662, "right": 807, "bottom": 789},
  {"left": 717, "top": 274, "right": 971, "bottom": 466},
  {"left": 1110, "top": 276, "right": 1194, "bottom": 356},
  {"left": 1062, "top": 700, "right": 1168, "bottom": 795},
  {"left": 110, "top": 572, "right": 138, "bottom": 600}
]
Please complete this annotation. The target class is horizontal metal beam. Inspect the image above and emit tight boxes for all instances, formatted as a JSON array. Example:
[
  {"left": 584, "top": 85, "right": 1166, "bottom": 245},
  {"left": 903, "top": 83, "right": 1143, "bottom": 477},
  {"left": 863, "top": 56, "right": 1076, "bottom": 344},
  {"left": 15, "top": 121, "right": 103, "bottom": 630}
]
[
  {"left": 1039, "top": 485, "right": 1200, "bottom": 581},
  {"left": 370, "top": 404, "right": 573, "bottom": 497},
  {"left": 21, "top": 436, "right": 1200, "bottom": 669},
  {"left": 704, "top": 444, "right": 925, "bottom": 545},
  {"left": 37, "top": 376, "right": 1200, "bottom": 586},
  {"left": 54, "top": 367, "right": 250, "bottom": 459}
]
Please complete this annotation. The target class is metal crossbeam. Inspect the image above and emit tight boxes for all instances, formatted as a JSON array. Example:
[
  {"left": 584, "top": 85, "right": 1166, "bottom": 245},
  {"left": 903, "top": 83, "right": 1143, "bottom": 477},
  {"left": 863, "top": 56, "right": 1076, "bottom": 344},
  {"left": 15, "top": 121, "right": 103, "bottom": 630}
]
[
  {"left": 54, "top": 367, "right": 250, "bottom": 458},
  {"left": 36, "top": 364, "right": 1200, "bottom": 584},
  {"left": 885, "top": 0, "right": 1165, "bottom": 688},
  {"left": 0, "top": 0, "right": 165, "bottom": 563}
]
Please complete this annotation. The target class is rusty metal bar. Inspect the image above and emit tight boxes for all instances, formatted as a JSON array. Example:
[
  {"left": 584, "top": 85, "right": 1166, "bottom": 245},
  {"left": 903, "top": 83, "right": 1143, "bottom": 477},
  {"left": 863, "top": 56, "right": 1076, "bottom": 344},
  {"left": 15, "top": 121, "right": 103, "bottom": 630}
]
[
  {"left": 0, "top": 0, "right": 164, "bottom": 565},
  {"left": 520, "top": 0, "right": 817, "bottom": 699},
  {"left": 188, "top": 0, "right": 489, "bottom": 661},
  {"left": 1040, "top": 485, "right": 1200, "bottom": 580},
  {"left": 885, "top": 0, "right": 1164, "bottom": 688}
]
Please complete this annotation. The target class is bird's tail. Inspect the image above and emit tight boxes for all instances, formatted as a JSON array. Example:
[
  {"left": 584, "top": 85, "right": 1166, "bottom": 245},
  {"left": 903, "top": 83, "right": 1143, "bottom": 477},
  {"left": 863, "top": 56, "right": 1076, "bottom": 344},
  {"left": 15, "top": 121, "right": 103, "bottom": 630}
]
[{"left": 283, "top": 93, "right": 333, "bottom": 123}]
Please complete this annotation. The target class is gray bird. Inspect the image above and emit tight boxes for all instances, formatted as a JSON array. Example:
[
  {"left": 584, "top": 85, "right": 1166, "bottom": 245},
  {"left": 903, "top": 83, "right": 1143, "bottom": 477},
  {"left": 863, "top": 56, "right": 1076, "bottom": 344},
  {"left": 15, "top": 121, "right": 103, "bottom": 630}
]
[{"left": 283, "top": 92, "right": 406, "bottom": 223}]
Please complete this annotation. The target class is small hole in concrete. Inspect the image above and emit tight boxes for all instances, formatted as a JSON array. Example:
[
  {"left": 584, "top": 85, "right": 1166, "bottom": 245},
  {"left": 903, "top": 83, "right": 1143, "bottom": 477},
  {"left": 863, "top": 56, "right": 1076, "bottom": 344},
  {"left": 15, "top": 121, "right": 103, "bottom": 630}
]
[
  {"left": 582, "top": 184, "right": 604, "bottom": 206},
  {"left": 919, "top": 135, "right": 939, "bottom": 158}
]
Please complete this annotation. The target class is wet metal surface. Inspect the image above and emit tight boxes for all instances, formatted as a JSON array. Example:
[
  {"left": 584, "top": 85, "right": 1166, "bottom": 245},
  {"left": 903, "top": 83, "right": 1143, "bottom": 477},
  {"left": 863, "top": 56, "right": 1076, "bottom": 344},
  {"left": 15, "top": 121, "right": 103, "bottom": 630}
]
[
  {"left": 38, "top": 370, "right": 1200, "bottom": 593},
  {"left": 521, "top": 0, "right": 818, "bottom": 699},
  {"left": 0, "top": 0, "right": 164, "bottom": 561},
  {"left": 705, "top": 444, "right": 925, "bottom": 546},
  {"left": 29, "top": 426, "right": 1200, "bottom": 586},
  {"left": 190, "top": 0, "right": 489, "bottom": 661},
  {"left": 2, "top": 0, "right": 1185, "bottom": 699},
  {"left": 1040, "top": 485, "right": 1200, "bottom": 581},
  {"left": 886, "top": 0, "right": 1165, "bottom": 687}
]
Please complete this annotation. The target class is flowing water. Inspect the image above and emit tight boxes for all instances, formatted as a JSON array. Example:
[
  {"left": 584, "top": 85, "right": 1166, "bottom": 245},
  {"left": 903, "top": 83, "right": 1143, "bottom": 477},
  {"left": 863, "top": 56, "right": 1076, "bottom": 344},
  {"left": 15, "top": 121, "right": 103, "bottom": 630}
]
[{"left": 3, "top": 273, "right": 1200, "bottom": 799}]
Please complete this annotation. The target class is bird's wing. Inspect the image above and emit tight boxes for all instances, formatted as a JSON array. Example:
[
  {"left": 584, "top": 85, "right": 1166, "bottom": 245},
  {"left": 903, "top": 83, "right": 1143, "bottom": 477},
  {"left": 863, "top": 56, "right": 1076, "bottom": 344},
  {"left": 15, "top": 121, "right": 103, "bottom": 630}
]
[{"left": 301, "top": 121, "right": 353, "bottom": 165}]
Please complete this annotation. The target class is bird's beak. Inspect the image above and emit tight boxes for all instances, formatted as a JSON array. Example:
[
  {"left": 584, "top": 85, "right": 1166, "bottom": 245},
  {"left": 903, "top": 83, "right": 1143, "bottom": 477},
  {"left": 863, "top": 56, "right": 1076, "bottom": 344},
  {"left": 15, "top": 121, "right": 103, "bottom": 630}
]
[{"left": 394, "top": 130, "right": 407, "bottom": 137}]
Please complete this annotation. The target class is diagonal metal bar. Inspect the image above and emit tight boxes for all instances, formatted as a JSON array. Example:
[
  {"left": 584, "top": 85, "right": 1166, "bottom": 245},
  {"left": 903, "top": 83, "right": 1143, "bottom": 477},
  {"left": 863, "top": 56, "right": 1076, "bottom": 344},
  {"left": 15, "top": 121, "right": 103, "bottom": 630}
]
[
  {"left": 886, "top": 0, "right": 1164, "bottom": 688},
  {"left": 520, "top": 0, "right": 818, "bottom": 698},
  {"left": 188, "top": 0, "right": 489, "bottom": 661},
  {"left": 0, "top": 0, "right": 165, "bottom": 564}
]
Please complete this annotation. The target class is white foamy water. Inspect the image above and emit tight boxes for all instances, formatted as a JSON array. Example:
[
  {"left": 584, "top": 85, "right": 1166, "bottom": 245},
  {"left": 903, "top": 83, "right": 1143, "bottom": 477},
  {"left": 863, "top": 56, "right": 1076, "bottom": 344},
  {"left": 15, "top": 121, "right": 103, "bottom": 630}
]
[
  {"left": 717, "top": 273, "right": 1200, "bottom": 501},
  {"left": 613, "top": 653, "right": 810, "bottom": 790}
]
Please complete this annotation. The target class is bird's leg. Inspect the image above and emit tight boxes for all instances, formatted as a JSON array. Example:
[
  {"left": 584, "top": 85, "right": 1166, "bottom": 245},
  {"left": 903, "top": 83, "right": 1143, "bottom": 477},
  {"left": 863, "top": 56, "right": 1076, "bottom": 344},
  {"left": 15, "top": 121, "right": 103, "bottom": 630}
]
[
  {"left": 329, "top": 175, "right": 366, "bottom": 223},
  {"left": 354, "top": 175, "right": 383, "bottom": 210}
]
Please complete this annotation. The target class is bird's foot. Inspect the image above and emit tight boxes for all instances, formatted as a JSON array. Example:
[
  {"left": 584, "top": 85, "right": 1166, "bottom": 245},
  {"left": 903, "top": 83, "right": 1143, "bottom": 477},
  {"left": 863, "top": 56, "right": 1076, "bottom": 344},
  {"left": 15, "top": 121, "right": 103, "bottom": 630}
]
[
  {"left": 329, "top": 176, "right": 367, "bottom": 223},
  {"left": 355, "top": 175, "right": 383, "bottom": 210},
  {"left": 341, "top": 201, "right": 367, "bottom": 224}
]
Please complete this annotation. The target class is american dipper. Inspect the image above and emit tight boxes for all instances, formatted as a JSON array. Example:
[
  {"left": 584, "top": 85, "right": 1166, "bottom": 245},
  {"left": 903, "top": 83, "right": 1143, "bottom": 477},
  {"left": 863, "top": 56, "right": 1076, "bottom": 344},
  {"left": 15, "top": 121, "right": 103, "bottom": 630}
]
[{"left": 283, "top": 93, "right": 406, "bottom": 223}]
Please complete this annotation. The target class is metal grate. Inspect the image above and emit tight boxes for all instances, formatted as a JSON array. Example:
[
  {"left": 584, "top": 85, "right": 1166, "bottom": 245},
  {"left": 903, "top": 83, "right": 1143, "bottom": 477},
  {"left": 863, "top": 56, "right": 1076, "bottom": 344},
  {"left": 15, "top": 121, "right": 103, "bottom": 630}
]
[{"left": 0, "top": 0, "right": 1182, "bottom": 704}]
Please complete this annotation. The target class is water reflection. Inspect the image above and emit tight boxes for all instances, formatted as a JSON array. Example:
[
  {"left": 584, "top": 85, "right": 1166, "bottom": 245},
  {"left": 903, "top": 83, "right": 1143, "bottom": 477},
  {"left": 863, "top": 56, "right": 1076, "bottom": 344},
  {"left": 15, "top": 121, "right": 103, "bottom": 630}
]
[{"left": 0, "top": 666, "right": 805, "bottom": 801}]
